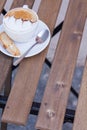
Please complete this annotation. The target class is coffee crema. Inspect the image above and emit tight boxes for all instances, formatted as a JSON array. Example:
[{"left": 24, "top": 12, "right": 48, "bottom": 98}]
[{"left": 5, "top": 8, "right": 38, "bottom": 22}]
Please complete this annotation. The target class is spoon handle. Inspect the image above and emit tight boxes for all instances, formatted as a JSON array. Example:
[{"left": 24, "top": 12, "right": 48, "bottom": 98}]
[{"left": 13, "top": 42, "right": 37, "bottom": 66}]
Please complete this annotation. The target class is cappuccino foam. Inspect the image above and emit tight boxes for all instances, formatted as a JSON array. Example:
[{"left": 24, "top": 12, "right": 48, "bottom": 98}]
[
  {"left": 3, "top": 16, "right": 38, "bottom": 32},
  {"left": 3, "top": 8, "right": 39, "bottom": 42}
]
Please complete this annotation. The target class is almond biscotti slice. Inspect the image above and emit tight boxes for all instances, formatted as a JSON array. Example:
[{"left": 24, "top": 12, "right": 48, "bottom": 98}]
[{"left": 0, "top": 32, "right": 20, "bottom": 56}]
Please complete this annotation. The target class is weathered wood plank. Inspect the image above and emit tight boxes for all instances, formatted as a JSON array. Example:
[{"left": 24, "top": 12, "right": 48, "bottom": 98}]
[
  {"left": 37, "top": 0, "right": 61, "bottom": 33},
  {"left": 1, "top": 0, "right": 62, "bottom": 125},
  {"left": 0, "top": 0, "right": 6, "bottom": 13},
  {"left": 1, "top": 67, "right": 12, "bottom": 130},
  {"left": 73, "top": 58, "right": 87, "bottom": 130},
  {"left": 0, "top": 52, "right": 12, "bottom": 92},
  {"left": 36, "top": 0, "right": 87, "bottom": 130},
  {"left": 0, "top": 0, "right": 13, "bottom": 92},
  {"left": 10, "top": 0, "right": 34, "bottom": 9}
]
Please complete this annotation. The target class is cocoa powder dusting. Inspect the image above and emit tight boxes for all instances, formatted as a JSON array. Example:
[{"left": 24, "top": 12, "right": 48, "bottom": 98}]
[{"left": 5, "top": 9, "right": 37, "bottom": 22}]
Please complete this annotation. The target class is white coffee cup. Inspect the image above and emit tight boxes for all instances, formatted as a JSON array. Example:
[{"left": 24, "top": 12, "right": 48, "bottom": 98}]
[{"left": 3, "top": 5, "right": 39, "bottom": 43}]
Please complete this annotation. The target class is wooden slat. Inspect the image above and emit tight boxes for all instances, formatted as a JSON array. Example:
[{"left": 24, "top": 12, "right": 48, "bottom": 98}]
[
  {"left": 1, "top": 0, "right": 62, "bottom": 125},
  {"left": 73, "top": 58, "right": 87, "bottom": 130},
  {"left": 0, "top": 5, "right": 13, "bottom": 128},
  {"left": 0, "top": 0, "right": 6, "bottom": 13},
  {"left": 0, "top": 0, "right": 13, "bottom": 93},
  {"left": 0, "top": 0, "right": 35, "bottom": 89},
  {"left": 36, "top": 0, "right": 87, "bottom": 130},
  {"left": 10, "top": 0, "right": 34, "bottom": 9},
  {"left": 1, "top": 62, "right": 12, "bottom": 130},
  {"left": 0, "top": 52, "right": 12, "bottom": 92},
  {"left": 37, "top": 0, "right": 60, "bottom": 33}
]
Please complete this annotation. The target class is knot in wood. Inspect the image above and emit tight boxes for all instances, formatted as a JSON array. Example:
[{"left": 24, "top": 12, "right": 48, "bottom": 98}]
[
  {"left": 47, "top": 109, "right": 55, "bottom": 119},
  {"left": 6, "top": 106, "right": 10, "bottom": 109},
  {"left": 55, "top": 81, "right": 65, "bottom": 90},
  {"left": 73, "top": 31, "right": 82, "bottom": 39}
]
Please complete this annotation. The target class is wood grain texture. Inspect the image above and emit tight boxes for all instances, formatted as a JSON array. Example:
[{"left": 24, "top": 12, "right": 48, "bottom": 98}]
[
  {"left": 0, "top": 0, "right": 6, "bottom": 13},
  {"left": 73, "top": 58, "right": 87, "bottom": 130},
  {"left": 0, "top": 52, "right": 12, "bottom": 92},
  {"left": 36, "top": 0, "right": 87, "bottom": 130},
  {"left": 1, "top": 0, "right": 62, "bottom": 125},
  {"left": 10, "top": 0, "right": 34, "bottom": 9},
  {"left": 1, "top": 57, "right": 12, "bottom": 130},
  {"left": 0, "top": 0, "right": 13, "bottom": 92},
  {"left": 38, "top": 0, "right": 61, "bottom": 33}
]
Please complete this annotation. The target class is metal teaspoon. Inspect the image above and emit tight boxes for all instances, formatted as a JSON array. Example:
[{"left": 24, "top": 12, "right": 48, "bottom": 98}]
[{"left": 13, "top": 29, "right": 49, "bottom": 66}]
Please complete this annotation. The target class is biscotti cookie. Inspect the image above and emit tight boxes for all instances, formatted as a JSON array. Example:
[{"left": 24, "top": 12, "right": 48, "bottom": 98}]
[{"left": 0, "top": 32, "right": 20, "bottom": 56}]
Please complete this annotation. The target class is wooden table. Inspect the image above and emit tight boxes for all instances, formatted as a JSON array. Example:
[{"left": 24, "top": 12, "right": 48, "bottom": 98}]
[{"left": 0, "top": 0, "right": 87, "bottom": 130}]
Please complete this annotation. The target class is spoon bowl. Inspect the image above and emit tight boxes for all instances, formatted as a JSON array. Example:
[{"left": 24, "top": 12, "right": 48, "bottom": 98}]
[{"left": 13, "top": 29, "right": 49, "bottom": 66}]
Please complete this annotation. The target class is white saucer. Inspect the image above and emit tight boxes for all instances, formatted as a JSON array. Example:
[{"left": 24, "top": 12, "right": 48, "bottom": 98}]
[{"left": 0, "top": 20, "right": 51, "bottom": 58}]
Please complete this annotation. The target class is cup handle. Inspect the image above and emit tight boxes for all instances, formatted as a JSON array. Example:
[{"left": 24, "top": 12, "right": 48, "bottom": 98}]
[{"left": 23, "top": 5, "right": 29, "bottom": 9}]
